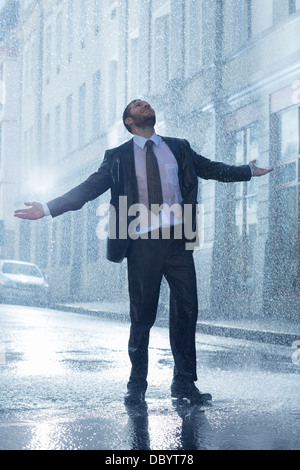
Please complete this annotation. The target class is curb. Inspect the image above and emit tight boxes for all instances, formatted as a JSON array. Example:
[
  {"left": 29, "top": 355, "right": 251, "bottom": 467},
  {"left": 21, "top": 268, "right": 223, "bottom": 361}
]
[
  {"left": 51, "top": 303, "right": 129, "bottom": 323},
  {"left": 196, "top": 322, "right": 299, "bottom": 347},
  {"left": 52, "top": 303, "right": 299, "bottom": 347}
]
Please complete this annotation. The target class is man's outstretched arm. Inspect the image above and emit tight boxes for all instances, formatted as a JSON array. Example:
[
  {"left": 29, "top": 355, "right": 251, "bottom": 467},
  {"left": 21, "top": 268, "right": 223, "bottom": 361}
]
[
  {"left": 14, "top": 151, "right": 112, "bottom": 221},
  {"left": 186, "top": 140, "right": 274, "bottom": 182}
]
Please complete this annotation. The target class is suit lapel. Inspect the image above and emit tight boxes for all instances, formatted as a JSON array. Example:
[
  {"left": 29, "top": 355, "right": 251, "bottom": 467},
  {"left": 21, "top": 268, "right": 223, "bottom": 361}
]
[
  {"left": 121, "top": 138, "right": 135, "bottom": 180},
  {"left": 120, "top": 138, "right": 139, "bottom": 203}
]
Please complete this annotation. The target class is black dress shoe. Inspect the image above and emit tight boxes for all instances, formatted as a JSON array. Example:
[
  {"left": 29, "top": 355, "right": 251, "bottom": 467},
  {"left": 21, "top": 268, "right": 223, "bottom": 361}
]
[
  {"left": 171, "top": 379, "right": 212, "bottom": 405},
  {"left": 124, "top": 390, "right": 146, "bottom": 406}
]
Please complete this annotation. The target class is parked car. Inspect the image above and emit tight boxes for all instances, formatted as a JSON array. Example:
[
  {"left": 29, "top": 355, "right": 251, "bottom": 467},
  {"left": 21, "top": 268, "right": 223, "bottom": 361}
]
[{"left": 0, "top": 259, "right": 50, "bottom": 306}]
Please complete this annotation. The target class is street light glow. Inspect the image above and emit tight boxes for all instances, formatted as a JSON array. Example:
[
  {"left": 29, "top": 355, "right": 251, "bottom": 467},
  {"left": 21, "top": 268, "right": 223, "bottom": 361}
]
[{"left": 28, "top": 170, "right": 55, "bottom": 196}]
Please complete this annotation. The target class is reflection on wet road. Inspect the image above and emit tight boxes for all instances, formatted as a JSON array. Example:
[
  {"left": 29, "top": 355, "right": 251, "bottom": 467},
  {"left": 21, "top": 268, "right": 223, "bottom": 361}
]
[{"left": 0, "top": 305, "right": 299, "bottom": 450}]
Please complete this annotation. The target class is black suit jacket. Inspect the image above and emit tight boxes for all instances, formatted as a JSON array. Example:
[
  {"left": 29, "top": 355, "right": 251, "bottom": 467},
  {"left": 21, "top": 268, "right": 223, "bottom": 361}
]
[{"left": 47, "top": 136, "right": 252, "bottom": 263}]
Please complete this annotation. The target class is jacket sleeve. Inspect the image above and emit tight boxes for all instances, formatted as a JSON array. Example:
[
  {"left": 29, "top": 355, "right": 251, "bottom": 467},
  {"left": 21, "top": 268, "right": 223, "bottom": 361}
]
[
  {"left": 184, "top": 140, "right": 252, "bottom": 183},
  {"left": 47, "top": 151, "right": 112, "bottom": 218}
]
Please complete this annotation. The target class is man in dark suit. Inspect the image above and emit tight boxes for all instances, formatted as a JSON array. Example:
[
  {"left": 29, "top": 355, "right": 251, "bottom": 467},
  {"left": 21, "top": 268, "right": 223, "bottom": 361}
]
[{"left": 15, "top": 100, "right": 273, "bottom": 405}]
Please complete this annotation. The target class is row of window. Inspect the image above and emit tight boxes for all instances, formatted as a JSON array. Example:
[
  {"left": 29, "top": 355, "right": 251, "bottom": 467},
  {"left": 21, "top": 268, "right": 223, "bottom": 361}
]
[
  {"left": 20, "top": 0, "right": 300, "bottom": 165},
  {"left": 23, "top": 1, "right": 104, "bottom": 92},
  {"left": 22, "top": 0, "right": 300, "bottom": 96},
  {"left": 23, "top": 70, "right": 103, "bottom": 167},
  {"left": 224, "top": 102, "right": 299, "bottom": 294},
  {"left": 241, "top": 0, "right": 300, "bottom": 39},
  {"left": 44, "top": 0, "right": 105, "bottom": 81}
]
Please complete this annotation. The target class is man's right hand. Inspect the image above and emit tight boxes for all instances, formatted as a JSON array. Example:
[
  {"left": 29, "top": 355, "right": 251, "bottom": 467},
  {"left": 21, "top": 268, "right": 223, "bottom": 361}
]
[{"left": 14, "top": 202, "right": 45, "bottom": 220}]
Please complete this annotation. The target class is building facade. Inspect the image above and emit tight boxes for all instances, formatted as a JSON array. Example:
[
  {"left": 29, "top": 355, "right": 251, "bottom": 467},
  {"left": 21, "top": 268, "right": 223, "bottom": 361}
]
[
  {"left": 3, "top": 0, "right": 299, "bottom": 319},
  {"left": 0, "top": 0, "right": 20, "bottom": 260}
]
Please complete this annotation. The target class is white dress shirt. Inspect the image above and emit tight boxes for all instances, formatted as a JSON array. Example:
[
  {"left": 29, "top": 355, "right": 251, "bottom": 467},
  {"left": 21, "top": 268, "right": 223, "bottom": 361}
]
[{"left": 131, "top": 133, "right": 183, "bottom": 235}]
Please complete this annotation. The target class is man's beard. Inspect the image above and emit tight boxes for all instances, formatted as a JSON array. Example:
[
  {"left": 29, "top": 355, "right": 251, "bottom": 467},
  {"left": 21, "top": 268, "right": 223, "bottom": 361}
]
[{"left": 133, "top": 113, "right": 156, "bottom": 129}]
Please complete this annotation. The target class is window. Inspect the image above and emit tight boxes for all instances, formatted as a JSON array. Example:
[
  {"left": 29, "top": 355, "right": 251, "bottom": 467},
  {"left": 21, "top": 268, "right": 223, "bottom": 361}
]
[
  {"left": 80, "top": 0, "right": 88, "bottom": 42},
  {"left": 44, "top": 113, "right": 51, "bottom": 162},
  {"left": 152, "top": 14, "right": 170, "bottom": 93},
  {"left": 250, "top": 0, "right": 273, "bottom": 36},
  {"left": 93, "top": 70, "right": 101, "bottom": 138},
  {"left": 56, "top": 12, "right": 63, "bottom": 73},
  {"left": 66, "top": 94, "right": 73, "bottom": 151},
  {"left": 227, "top": 124, "right": 259, "bottom": 292},
  {"left": 60, "top": 215, "right": 71, "bottom": 266},
  {"left": 29, "top": 126, "right": 34, "bottom": 167},
  {"left": 0, "top": 64, "right": 3, "bottom": 110},
  {"left": 55, "top": 104, "right": 61, "bottom": 159},
  {"left": 30, "top": 40, "right": 37, "bottom": 88},
  {"left": 108, "top": 61, "right": 117, "bottom": 125},
  {"left": 87, "top": 200, "right": 100, "bottom": 262},
  {"left": 67, "top": 0, "right": 73, "bottom": 61},
  {"left": 19, "top": 220, "right": 31, "bottom": 262},
  {"left": 35, "top": 223, "right": 49, "bottom": 269},
  {"left": 45, "top": 25, "right": 52, "bottom": 83},
  {"left": 289, "top": 0, "right": 300, "bottom": 14},
  {"left": 280, "top": 107, "right": 299, "bottom": 161},
  {"left": 24, "top": 0, "right": 34, "bottom": 11},
  {"left": 272, "top": 105, "right": 299, "bottom": 293},
  {"left": 78, "top": 83, "right": 86, "bottom": 145},
  {"left": 185, "top": 0, "right": 203, "bottom": 76},
  {"left": 231, "top": 0, "right": 252, "bottom": 46},
  {"left": 111, "top": 7, "right": 117, "bottom": 21},
  {"left": 0, "top": 123, "right": 2, "bottom": 168},
  {"left": 22, "top": 40, "right": 37, "bottom": 90},
  {"left": 273, "top": 0, "right": 288, "bottom": 23},
  {"left": 129, "top": 36, "right": 139, "bottom": 99},
  {"left": 246, "top": 0, "right": 252, "bottom": 39},
  {"left": 0, "top": 220, "right": 5, "bottom": 247},
  {"left": 94, "top": 0, "right": 101, "bottom": 35},
  {"left": 23, "top": 130, "right": 28, "bottom": 167},
  {"left": 70, "top": 212, "right": 84, "bottom": 296},
  {"left": 51, "top": 221, "right": 58, "bottom": 267},
  {"left": 24, "top": 49, "right": 30, "bottom": 88}
]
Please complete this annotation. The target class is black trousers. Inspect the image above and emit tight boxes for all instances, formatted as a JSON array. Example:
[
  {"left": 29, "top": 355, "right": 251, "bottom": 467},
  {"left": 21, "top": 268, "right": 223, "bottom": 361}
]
[{"left": 126, "top": 232, "right": 198, "bottom": 392}]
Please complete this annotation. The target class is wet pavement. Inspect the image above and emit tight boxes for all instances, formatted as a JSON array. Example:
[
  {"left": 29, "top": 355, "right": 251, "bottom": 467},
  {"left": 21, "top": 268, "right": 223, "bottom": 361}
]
[{"left": 0, "top": 304, "right": 299, "bottom": 450}]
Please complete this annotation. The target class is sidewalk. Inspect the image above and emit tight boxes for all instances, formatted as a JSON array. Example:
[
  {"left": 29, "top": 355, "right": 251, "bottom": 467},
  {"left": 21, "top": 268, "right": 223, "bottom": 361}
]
[{"left": 53, "top": 301, "right": 300, "bottom": 347}]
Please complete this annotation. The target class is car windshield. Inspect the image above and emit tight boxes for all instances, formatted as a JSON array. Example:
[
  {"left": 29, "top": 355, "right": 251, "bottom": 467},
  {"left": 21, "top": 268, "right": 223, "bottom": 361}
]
[{"left": 2, "top": 262, "right": 43, "bottom": 278}]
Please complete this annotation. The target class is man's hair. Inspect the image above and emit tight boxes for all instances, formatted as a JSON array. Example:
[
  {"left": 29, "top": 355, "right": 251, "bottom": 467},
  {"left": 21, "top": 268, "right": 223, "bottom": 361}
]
[{"left": 122, "top": 99, "right": 141, "bottom": 134}]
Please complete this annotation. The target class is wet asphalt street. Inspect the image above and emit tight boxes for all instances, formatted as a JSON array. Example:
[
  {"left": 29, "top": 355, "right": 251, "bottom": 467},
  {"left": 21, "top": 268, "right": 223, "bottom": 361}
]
[{"left": 0, "top": 304, "right": 299, "bottom": 451}]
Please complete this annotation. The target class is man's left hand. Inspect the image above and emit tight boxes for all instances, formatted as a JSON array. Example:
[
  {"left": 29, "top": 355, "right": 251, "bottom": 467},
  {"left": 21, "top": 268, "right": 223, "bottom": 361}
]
[{"left": 249, "top": 160, "right": 274, "bottom": 177}]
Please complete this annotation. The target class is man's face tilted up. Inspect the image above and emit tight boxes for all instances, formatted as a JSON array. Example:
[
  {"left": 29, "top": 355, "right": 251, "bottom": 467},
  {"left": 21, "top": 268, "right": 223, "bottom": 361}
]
[{"left": 124, "top": 100, "right": 156, "bottom": 134}]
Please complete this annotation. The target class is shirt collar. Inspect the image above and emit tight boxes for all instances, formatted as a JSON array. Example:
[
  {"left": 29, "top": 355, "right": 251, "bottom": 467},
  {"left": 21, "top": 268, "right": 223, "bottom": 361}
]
[{"left": 133, "top": 133, "right": 161, "bottom": 150}]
